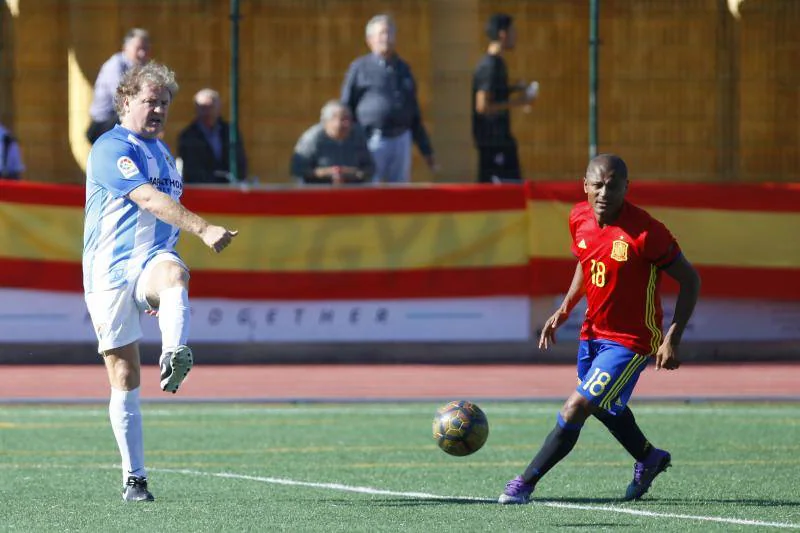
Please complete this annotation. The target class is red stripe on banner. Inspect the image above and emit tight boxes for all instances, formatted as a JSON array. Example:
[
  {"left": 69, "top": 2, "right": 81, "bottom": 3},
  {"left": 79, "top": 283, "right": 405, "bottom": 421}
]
[
  {"left": 0, "top": 258, "right": 84, "bottom": 292},
  {"left": 526, "top": 181, "right": 800, "bottom": 212},
  {"left": 1, "top": 180, "right": 526, "bottom": 215},
  {"left": 181, "top": 184, "right": 526, "bottom": 216},
  {"left": 1, "top": 256, "right": 796, "bottom": 300},
  {"left": 529, "top": 258, "right": 799, "bottom": 301},
  {"left": 0, "top": 181, "right": 85, "bottom": 207},
  {"left": 0, "top": 257, "right": 530, "bottom": 300},
  {"left": 528, "top": 258, "right": 578, "bottom": 296},
  {"left": 4, "top": 180, "right": 799, "bottom": 214}
]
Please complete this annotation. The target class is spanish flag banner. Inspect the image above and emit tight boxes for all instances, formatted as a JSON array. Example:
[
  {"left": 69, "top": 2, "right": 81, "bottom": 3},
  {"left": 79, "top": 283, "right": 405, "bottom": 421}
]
[{"left": 2, "top": 180, "right": 799, "bottom": 301}]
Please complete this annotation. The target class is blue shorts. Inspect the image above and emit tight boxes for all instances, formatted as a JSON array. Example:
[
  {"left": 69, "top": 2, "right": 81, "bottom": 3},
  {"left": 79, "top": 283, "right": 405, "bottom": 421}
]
[{"left": 576, "top": 339, "right": 649, "bottom": 415}]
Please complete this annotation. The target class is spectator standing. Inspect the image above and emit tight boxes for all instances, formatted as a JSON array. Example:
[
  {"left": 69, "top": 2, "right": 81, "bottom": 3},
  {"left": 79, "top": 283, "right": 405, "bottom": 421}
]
[
  {"left": 472, "top": 14, "right": 538, "bottom": 183},
  {"left": 178, "top": 88, "right": 247, "bottom": 185},
  {"left": 87, "top": 28, "right": 151, "bottom": 144},
  {"left": 291, "top": 100, "right": 374, "bottom": 185},
  {"left": 0, "top": 122, "right": 24, "bottom": 180},
  {"left": 341, "top": 14, "right": 435, "bottom": 184}
]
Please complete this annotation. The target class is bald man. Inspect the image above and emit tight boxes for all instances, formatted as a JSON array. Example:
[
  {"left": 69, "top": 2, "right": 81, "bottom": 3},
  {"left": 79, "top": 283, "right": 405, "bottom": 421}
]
[
  {"left": 499, "top": 154, "right": 701, "bottom": 504},
  {"left": 178, "top": 88, "right": 247, "bottom": 184}
]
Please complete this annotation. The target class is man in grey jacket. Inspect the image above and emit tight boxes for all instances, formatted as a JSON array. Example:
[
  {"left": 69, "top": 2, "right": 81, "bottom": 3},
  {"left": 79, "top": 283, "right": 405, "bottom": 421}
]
[
  {"left": 291, "top": 101, "right": 374, "bottom": 185},
  {"left": 340, "top": 14, "right": 436, "bottom": 184}
]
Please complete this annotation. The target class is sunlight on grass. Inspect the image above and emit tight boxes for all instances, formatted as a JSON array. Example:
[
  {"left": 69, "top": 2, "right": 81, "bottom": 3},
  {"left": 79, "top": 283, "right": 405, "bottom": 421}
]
[{"left": 1, "top": 402, "right": 798, "bottom": 532}]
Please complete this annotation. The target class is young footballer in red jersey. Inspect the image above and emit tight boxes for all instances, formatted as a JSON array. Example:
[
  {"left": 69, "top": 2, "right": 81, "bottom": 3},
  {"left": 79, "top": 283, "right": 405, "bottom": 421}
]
[{"left": 499, "top": 154, "right": 701, "bottom": 504}]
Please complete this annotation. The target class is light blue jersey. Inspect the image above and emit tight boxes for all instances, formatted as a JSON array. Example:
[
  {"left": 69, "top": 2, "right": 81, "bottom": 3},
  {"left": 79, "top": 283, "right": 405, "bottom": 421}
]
[{"left": 83, "top": 125, "right": 183, "bottom": 293}]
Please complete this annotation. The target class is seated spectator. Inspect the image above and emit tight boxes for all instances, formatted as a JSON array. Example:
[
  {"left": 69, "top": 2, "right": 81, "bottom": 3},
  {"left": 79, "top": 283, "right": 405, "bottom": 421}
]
[
  {"left": 0, "top": 122, "right": 25, "bottom": 180},
  {"left": 291, "top": 100, "right": 374, "bottom": 185},
  {"left": 178, "top": 88, "right": 247, "bottom": 184},
  {"left": 87, "top": 28, "right": 151, "bottom": 144}
]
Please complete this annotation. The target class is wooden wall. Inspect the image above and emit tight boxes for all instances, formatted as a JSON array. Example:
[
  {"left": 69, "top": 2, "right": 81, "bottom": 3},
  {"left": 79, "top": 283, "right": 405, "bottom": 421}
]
[{"left": 1, "top": 0, "right": 797, "bottom": 184}]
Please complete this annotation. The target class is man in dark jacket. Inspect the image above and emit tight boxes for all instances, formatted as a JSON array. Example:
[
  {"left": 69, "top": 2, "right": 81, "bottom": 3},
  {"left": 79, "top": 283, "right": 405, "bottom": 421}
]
[{"left": 178, "top": 88, "right": 247, "bottom": 184}]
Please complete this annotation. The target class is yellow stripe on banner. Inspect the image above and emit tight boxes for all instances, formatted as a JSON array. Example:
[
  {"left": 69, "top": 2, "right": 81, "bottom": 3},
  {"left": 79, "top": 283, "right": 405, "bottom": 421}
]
[
  {"left": 0, "top": 203, "right": 83, "bottom": 261},
  {"left": 0, "top": 202, "right": 529, "bottom": 271},
  {"left": 180, "top": 210, "right": 529, "bottom": 271},
  {"left": 526, "top": 200, "right": 574, "bottom": 259},
  {"left": 527, "top": 201, "right": 800, "bottom": 268},
  {"left": 648, "top": 207, "right": 800, "bottom": 268}
]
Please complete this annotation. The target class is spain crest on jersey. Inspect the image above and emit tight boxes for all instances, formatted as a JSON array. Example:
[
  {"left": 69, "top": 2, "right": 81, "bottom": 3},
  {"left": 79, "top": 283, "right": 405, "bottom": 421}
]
[{"left": 610, "top": 239, "right": 629, "bottom": 262}]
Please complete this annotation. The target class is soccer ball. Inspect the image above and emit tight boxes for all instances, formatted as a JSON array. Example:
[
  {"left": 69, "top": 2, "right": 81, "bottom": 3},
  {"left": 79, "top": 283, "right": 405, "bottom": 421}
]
[{"left": 432, "top": 400, "right": 489, "bottom": 457}]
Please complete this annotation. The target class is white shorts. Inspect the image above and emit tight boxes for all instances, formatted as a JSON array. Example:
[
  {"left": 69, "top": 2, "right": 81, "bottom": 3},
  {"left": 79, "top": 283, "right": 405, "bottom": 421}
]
[{"left": 84, "top": 253, "right": 189, "bottom": 354}]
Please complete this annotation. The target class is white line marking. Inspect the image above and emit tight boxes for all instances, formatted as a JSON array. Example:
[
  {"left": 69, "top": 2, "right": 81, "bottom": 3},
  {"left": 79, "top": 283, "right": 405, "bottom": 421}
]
[
  {"left": 540, "top": 501, "right": 800, "bottom": 529},
  {"left": 152, "top": 467, "right": 800, "bottom": 530},
  {"left": 151, "top": 467, "right": 489, "bottom": 501}
]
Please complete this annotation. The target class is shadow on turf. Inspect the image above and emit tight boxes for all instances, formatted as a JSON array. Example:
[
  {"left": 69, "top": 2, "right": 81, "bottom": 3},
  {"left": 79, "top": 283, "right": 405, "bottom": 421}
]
[
  {"left": 649, "top": 497, "right": 800, "bottom": 507},
  {"left": 551, "top": 496, "right": 800, "bottom": 507},
  {"left": 315, "top": 495, "right": 800, "bottom": 508}
]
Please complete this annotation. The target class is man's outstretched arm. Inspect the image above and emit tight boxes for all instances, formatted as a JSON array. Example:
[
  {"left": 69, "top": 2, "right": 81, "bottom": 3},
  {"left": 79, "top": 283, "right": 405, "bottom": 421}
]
[{"left": 128, "top": 183, "right": 237, "bottom": 253}]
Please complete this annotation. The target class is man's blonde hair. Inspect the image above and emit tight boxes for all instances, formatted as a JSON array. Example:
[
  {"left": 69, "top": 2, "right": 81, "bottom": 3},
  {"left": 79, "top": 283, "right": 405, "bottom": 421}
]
[{"left": 114, "top": 62, "right": 179, "bottom": 117}]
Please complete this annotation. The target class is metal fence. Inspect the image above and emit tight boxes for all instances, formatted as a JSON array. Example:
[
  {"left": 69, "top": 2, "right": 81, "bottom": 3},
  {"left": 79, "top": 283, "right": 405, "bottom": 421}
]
[{"left": 0, "top": 0, "right": 798, "bottom": 183}]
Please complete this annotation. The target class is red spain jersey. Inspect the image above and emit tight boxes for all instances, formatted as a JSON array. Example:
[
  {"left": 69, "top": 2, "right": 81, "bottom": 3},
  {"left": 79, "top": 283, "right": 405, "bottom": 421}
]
[{"left": 569, "top": 201, "right": 682, "bottom": 355}]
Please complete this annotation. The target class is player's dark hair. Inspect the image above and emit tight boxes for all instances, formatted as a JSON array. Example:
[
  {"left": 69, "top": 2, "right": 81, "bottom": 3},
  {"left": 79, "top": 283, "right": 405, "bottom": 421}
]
[
  {"left": 587, "top": 153, "right": 628, "bottom": 181},
  {"left": 486, "top": 13, "right": 513, "bottom": 41}
]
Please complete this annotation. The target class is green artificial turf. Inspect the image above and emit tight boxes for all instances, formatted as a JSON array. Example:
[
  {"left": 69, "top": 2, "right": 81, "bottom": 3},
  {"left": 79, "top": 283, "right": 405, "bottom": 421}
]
[{"left": 1, "top": 402, "right": 798, "bottom": 532}]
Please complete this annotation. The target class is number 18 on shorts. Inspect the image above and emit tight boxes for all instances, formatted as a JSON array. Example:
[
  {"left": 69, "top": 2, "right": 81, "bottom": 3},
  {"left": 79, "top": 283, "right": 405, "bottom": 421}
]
[{"left": 576, "top": 340, "right": 649, "bottom": 415}]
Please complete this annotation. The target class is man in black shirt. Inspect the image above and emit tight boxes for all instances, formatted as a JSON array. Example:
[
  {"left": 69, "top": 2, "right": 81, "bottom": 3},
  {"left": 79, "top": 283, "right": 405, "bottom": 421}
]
[{"left": 472, "top": 14, "right": 538, "bottom": 183}]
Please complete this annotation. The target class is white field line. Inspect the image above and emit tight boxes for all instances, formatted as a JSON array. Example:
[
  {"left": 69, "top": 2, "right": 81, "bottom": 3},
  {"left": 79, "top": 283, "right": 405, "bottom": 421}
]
[
  {"left": 152, "top": 467, "right": 800, "bottom": 530},
  {"left": 2, "top": 463, "right": 797, "bottom": 529}
]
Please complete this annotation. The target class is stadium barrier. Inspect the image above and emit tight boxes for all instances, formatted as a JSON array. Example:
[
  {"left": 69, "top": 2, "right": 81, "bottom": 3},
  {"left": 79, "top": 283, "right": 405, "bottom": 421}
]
[{"left": 1, "top": 180, "right": 798, "bottom": 363}]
